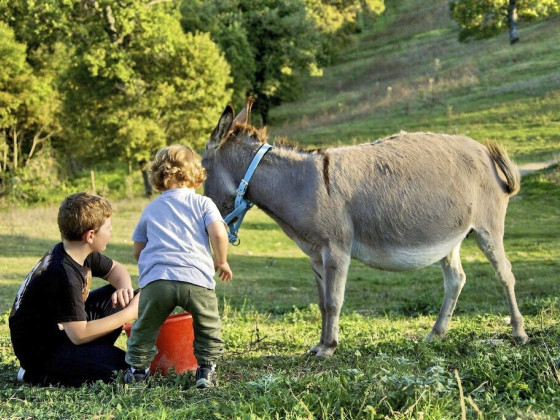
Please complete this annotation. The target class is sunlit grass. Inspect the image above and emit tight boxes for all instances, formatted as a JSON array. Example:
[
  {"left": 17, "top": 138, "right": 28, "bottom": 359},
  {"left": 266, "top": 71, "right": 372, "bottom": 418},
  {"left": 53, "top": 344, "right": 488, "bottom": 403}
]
[
  {"left": 2, "top": 165, "right": 559, "bottom": 418},
  {"left": 270, "top": 4, "right": 560, "bottom": 165},
  {"left": 1, "top": 0, "right": 560, "bottom": 417}
]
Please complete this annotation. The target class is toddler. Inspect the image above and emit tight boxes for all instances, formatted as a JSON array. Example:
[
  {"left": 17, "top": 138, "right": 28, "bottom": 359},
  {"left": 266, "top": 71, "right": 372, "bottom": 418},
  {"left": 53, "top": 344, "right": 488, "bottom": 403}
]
[{"left": 125, "top": 145, "right": 232, "bottom": 388}]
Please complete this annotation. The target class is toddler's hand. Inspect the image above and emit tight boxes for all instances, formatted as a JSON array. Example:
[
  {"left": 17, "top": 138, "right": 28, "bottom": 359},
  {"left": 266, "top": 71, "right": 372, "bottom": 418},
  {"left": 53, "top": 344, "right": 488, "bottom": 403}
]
[{"left": 215, "top": 262, "right": 233, "bottom": 282}]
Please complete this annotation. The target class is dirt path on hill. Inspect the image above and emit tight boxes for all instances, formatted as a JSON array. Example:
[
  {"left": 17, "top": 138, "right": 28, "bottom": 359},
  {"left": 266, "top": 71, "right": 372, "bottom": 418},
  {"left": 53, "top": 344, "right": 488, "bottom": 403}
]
[{"left": 518, "top": 159, "right": 558, "bottom": 176}]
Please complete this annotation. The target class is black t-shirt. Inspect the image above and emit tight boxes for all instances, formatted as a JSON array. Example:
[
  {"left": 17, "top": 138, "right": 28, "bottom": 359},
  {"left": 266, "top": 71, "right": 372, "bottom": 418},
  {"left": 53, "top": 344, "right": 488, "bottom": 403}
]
[{"left": 9, "top": 243, "right": 113, "bottom": 371}]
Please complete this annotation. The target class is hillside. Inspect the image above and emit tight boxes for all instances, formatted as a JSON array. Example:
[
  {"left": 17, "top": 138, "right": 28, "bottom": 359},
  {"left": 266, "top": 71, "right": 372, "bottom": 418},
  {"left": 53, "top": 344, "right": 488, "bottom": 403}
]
[{"left": 269, "top": 0, "right": 560, "bottom": 164}]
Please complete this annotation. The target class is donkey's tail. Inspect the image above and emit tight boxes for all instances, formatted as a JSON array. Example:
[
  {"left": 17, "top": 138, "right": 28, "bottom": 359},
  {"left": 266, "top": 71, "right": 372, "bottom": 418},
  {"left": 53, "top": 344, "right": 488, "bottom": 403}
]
[{"left": 486, "top": 141, "right": 521, "bottom": 196}]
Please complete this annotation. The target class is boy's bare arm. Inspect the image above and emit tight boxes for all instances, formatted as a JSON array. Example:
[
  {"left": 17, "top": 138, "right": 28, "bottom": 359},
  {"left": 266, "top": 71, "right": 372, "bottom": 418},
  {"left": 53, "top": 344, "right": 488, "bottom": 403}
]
[
  {"left": 61, "top": 293, "right": 140, "bottom": 345},
  {"left": 104, "top": 261, "right": 135, "bottom": 308},
  {"left": 207, "top": 221, "right": 233, "bottom": 282}
]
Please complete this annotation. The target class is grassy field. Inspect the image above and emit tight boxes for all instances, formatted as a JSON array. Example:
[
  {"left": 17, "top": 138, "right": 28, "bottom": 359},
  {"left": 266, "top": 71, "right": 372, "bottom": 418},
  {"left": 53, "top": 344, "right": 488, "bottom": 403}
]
[
  {"left": 1, "top": 165, "right": 560, "bottom": 419},
  {"left": 2, "top": 0, "right": 560, "bottom": 418},
  {"left": 270, "top": 1, "right": 560, "bottom": 165}
]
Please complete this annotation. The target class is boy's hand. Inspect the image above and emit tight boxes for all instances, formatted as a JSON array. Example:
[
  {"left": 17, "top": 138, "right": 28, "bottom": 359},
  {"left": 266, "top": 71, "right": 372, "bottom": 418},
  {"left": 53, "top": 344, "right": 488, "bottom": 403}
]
[
  {"left": 112, "top": 287, "right": 135, "bottom": 308},
  {"left": 215, "top": 262, "right": 233, "bottom": 282}
]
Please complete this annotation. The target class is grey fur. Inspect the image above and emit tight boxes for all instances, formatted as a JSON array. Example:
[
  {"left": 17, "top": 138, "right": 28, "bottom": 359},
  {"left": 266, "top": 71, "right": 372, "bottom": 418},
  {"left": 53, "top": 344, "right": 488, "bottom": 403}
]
[{"left": 203, "top": 102, "right": 528, "bottom": 357}]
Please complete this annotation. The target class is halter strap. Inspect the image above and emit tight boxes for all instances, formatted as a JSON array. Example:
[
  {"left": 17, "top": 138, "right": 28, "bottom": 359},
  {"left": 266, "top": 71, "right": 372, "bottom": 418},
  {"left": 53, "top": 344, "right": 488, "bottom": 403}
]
[{"left": 223, "top": 143, "right": 273, "bottom": 244}]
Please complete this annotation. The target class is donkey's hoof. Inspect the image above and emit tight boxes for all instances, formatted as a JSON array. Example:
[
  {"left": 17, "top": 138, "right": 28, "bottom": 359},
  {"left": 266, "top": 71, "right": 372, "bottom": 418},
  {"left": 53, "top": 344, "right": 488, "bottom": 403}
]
[
  {"left": 308, "top": 343, "right": 324, "bottom": 355},
  {"left": 308, "top": 344, "right": 335, "bottom": 358},
  {"left": 424, "top": 331, "right": 444, "bottom": 343},
  {"left": 514, "top": 333, "right": 529, "bottom": 345},
  {"left": 308, "top": 343, "right": 326, "bottom": 356},
  {"left": 315, "top": 349, "right": 335, "bottom": 359},
  {"left": 315, "top": 348, "right": 336, "bottom": 358}
]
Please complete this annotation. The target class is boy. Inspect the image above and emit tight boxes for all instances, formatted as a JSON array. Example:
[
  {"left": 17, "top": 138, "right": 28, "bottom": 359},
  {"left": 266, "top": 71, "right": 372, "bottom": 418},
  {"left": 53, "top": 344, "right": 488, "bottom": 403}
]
[
  {"left": 125, "top": 145, "right": 232, "bottom": 388},
  {"left": 9, "top": 192, "right": 139, "bottom": 386}
]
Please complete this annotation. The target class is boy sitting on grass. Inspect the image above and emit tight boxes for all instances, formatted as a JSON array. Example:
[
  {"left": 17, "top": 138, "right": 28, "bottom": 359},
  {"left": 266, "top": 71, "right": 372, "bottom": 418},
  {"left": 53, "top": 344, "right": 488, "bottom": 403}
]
[
  {"left": 124, "top": 145, "right": 232, "bottom": 388},
  {"left": 9, "top": 192, "right": 140, "bottom": 386}
]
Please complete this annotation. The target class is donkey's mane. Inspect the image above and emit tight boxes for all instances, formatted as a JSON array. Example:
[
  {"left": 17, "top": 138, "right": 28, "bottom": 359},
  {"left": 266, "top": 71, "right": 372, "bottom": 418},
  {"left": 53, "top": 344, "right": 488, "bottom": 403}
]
[
  {"left": 222, "top": 123, "right": 268, "bottom": 146},
  {"left": 225, "top": 122, "right": 326, "bottom": 155},
  {"left": 273, "top": 136, "right": 326, "bottom": 155}
]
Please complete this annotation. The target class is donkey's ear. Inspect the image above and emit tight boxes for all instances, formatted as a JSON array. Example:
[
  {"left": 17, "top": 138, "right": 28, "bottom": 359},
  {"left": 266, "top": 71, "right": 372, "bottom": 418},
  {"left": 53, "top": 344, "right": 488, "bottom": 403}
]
[
  {"left": 232, "top": 96, "right": 255, "bottom": 126},
  {"left": 208, "top": 104, "right": 234, "bottom": 148}
]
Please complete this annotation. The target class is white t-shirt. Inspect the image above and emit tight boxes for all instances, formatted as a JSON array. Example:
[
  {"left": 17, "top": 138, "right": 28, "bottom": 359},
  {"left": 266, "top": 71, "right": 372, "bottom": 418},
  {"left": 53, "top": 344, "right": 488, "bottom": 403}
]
[{"left": 132, "top": 188, "right": 224, "bottom": 289}]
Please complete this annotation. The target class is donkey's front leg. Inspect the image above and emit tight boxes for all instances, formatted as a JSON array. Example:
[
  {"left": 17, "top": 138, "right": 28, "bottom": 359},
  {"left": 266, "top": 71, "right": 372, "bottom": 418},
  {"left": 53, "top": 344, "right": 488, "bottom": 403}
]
[
  {"left": 312, "top": 247, "right": 351, "bottom": 358},
  {"left": 308, "top": 256, "right": 327, "bottom": 356}
]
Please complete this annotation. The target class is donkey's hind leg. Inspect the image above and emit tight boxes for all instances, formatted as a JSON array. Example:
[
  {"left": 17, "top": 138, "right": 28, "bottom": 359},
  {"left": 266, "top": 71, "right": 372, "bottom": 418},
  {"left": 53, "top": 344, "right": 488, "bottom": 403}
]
[
  {"left": 475, "top": 230, "right": 528, "bottom": 344},
  {"left": 426, "top": 242, "right": 466, "bottom": 342}
]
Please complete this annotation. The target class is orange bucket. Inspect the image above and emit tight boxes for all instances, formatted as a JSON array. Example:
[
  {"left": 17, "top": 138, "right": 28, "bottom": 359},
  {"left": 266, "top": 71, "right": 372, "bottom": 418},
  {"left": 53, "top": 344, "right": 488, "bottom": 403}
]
[{"left": 123, "top": 312, "right": 198, "bottom": 375}]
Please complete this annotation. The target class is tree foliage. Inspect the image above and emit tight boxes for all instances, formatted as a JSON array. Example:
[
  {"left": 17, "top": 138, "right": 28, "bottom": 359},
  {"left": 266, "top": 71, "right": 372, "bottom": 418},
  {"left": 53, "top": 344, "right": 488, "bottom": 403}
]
[
  {"left": 0, "top": 20, "right": 60, "bottom": 197},
  {"left": 180, "top": 0, "right": 384, "bottom": 124},
  {"left": 59, "top": 6, "right": 232, "bottom": 165},
  {"left": 450, "top": 0, "right": 560, "bottom": 42},
  {"left": 0, "top": 0, "right": 387, "bottom": 202},
  {"left": 303, "top": 0, "right": 385, "bottom": 63},
  {"left": 0, "top": 0, "right": 231, "bottom": 199}
]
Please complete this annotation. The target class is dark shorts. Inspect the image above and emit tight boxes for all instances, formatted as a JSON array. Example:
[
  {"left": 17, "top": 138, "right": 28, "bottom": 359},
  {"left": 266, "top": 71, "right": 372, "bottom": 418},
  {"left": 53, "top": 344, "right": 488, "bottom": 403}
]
[{"left": 23, "top": 285, "right": 128, "bottom": 387}]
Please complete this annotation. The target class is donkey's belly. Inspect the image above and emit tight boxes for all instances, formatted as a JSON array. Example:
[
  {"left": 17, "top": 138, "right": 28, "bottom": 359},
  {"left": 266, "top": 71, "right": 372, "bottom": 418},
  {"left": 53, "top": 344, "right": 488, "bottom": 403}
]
[{"left": 351, "top": 234, "right": 465, "bottom": 271}]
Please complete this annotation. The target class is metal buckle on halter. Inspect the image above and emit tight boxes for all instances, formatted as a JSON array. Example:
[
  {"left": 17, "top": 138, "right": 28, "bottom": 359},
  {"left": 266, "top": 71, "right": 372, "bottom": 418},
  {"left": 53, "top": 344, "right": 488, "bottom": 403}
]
[{"left": 236, "top": 179, "right": 249, "bottom": 197}]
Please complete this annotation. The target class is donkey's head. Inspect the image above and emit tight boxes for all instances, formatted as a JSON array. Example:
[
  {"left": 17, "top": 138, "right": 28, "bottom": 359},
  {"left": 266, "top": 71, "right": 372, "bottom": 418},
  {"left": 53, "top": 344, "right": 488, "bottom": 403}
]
[{"left": 202, "top": 97, "right": 259, "bottom": 215}]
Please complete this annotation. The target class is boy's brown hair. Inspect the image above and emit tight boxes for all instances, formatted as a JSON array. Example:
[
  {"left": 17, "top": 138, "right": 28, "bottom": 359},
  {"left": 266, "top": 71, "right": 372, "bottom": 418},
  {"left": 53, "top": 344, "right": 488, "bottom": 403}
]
[
  {"left": 149, "top": 145, "right": 206, "bottom": 191},
  {"left": 58, "top": 192, "right": 113, "bottom": 240}
]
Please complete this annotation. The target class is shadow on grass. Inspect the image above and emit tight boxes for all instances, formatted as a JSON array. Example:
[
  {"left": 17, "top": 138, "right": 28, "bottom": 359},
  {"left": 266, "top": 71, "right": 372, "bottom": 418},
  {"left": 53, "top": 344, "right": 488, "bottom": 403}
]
[
  {"left": 218, "top": 253, "right": 559, "bottom": 318},
  {"left": 2, "top": 230, "right": 556, "bottom": 320},
  {"left": 0, "top": 235, "right": 59, "bottom": 259},
  {"left": 0, "top": 234, "right": 137, "bottom": 262},
  {"left": 0, "top": 361, "right": 20, "bottom": 387}
]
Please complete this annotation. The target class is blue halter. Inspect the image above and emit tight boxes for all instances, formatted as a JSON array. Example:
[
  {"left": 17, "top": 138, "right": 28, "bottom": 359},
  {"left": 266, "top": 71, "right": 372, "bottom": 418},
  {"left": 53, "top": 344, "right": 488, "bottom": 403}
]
[{"left": 223, "top": 143, "right": 273, "bottom": 245}]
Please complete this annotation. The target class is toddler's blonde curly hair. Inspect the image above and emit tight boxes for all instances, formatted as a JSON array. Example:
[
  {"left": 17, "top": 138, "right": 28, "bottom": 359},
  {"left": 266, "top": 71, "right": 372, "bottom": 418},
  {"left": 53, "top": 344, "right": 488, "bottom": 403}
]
[{"left": 149, "top": 145, "right": 206, "bottom": 191}]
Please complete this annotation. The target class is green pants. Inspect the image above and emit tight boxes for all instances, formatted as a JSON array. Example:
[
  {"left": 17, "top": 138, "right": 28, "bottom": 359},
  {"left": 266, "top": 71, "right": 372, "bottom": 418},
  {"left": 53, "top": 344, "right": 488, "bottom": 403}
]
[{"left": 125, "top": 280, "right": 223, "bottom": 370}]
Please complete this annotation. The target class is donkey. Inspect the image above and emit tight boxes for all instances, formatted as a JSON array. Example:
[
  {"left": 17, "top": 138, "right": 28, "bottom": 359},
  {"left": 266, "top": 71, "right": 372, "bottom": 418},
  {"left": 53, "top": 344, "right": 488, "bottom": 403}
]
[{"left": 202, "top": 100, "right": 528, "bottom": 357}]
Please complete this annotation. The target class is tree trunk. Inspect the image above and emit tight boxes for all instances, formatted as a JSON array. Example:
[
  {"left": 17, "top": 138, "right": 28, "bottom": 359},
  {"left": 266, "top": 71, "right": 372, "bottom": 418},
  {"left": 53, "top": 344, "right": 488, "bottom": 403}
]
[
  {"left": 1, "top": 133, "right": 6, "bottom": 172},
  {"left": 258, "top": 96, "right": 270, "bottom": 126},
  {"left": 12, "top": 127, "right": 18, "bottom": 171},
  {"left": 508, "top": 0, "right": 520, "bottom": 45},
  {"left": 103, "top": 6, "right": 123, "bottom": 44},
  {"left": 139, "top": 162, "right": 152, "bottom": 197}
]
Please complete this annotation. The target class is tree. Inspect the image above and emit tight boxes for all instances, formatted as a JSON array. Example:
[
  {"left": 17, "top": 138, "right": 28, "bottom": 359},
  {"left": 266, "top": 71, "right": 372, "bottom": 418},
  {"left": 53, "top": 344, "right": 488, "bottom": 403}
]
[
  {"left": 180, "top": 0, "right": 255, "bottom": 110},
  {"left": 302, "top": 0, "right": 385, "bottom": 63},
  {"left": 0, "top": 21, "right": 60, "bottom": 196},
  {"left": 180, "top": 0, "right": 385, "bottom": 124},
  {"left": 2, "top": 0, "right": 232, "bottom": 197},
  {"left": 60, "top": 2, "right": 232, "bottom": 195},
  {"left": 181, "top": 0, "right": 322, "bottom": 124},
  {"left": 450, "top": 0, "right": 560, "bottom": 44},
  {"left": 181, "top": 0, "right": 324, "bottom": 125},
  {"left": 240, "top": 0, "right": 324, "bottom": 124}
]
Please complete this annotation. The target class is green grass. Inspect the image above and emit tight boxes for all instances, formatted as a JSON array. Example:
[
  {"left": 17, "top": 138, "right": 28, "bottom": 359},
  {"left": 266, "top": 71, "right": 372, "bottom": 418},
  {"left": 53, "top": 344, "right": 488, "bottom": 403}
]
[
  {"left": 1, "top": 165, "right": 560, "bottom": 419},
  {"left": 2, "top": 0, "right": 560, "bottom": 417},
  {"left": 269, "top": 1, "right": 560, "bottom": 165}
]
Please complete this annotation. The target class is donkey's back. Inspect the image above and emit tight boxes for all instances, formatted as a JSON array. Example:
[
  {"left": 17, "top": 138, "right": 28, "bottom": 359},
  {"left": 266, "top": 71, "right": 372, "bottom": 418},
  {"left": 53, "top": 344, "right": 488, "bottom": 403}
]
[{"left": 319, "top": 132, "right": 519, "bottom": 272}]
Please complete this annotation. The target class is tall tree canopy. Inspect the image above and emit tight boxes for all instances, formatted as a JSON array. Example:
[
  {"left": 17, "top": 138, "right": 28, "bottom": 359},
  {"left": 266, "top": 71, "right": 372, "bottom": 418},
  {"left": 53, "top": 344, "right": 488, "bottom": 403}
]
[
  {"left": 0, "top": 20, "right": 60, "bottom": 197},
  {"left": 450, "top": 0, "right": 560, "bottom": 43},
  {"left": 180, "top": 0, "right": 384, "bottom": 124},
  {"left": 1, "top": 0, "right": 385, "bottom": 201},
  {"left": 1, "top": 0, "right": 231, "bottom": 197}
]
